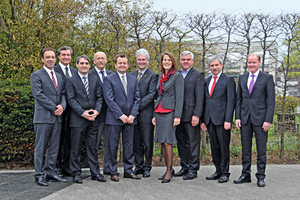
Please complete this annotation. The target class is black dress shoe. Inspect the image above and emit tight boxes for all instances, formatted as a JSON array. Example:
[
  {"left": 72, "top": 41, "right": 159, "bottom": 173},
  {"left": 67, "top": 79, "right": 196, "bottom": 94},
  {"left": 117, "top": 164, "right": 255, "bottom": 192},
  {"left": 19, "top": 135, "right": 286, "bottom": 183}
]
[
  {"left": 158, "top": 169, "right": 175, "bottom": 180},
  {"left": 257, "top": 179, "right": 266, "bottom": 187},
  {"left": 183, "top": 172, "right": 197, "bottom": 180},
  {"left": 174, "top": 169, "right": 188, "bottom": 177},
  {"left": 74, "top": 175, "right": 82, "bottom": 184},
  {"left": 57, "top": 170, "right": 64, "bottom": 177},
  {"left": 35, "top": 177, "right": 48, "bottom": 186},
  {"left": 124, "top": 173, "right": 141, "bottom": 179},
  {"left": 91, "top": 174, "right": 107, "bottom": 182},
  {"left": 218, "top": 176, "right": 229, "bottom": 183},
  {"left": 206, "top": 173, "right": 220, "bottom": 180},
  {"left": 143, "top": 170, "right": 150, "bottom": 178},
  {"left": 133, "top": 168, "right": 144, "bottom": 175},
  {"left": 162, "top": 178, "right": 171, "bottom": 183},
  {"left": 234, "top": 176, "right": 251, "bottom": 184},
  {"left": 46, "top": 174, "right": 68, "bottom": 182}
]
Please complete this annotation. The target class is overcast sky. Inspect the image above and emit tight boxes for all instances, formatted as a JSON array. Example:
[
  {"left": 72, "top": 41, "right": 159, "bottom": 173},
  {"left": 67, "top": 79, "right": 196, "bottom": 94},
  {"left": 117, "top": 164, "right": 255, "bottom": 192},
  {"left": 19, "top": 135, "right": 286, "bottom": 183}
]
[{"left": 153, "top": 0, "right": 300, "bottom": 14}]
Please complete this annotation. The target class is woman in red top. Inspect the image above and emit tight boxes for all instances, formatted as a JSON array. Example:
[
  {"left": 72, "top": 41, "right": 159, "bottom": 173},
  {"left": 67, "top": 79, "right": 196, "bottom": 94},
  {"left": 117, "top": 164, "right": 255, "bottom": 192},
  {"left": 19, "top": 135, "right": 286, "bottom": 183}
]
[{"left": 152, "top": 52, "right": 184, "bottom": 183}]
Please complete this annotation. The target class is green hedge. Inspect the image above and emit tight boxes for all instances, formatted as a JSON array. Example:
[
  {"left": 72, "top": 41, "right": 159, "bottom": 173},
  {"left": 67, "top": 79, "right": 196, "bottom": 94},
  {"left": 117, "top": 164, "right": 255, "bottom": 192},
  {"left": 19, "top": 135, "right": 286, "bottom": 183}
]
[{"left": 0, "top": 80, "right": 35, "bottom": 165}]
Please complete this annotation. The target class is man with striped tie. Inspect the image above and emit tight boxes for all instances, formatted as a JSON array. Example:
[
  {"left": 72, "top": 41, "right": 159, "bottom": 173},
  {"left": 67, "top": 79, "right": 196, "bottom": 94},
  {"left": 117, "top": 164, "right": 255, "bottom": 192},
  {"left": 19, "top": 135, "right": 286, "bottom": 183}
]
[{"left": 66, "top": 55, "right": 106, "bottom": 183}]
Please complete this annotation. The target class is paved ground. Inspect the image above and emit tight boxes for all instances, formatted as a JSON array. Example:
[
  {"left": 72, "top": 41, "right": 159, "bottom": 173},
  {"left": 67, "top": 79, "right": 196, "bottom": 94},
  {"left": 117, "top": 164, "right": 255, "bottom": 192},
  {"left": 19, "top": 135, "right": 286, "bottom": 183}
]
[{"left": 1, "top": 165, "right": 300, "bottom": 200}]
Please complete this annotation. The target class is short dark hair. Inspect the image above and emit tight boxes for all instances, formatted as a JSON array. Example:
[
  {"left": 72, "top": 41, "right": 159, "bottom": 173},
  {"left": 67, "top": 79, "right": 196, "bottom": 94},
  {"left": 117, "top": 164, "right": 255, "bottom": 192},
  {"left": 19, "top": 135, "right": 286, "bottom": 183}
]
[
  {"left": 76, "top": 55, "right": 91, "bottom": 64},
  {"left": 57, "top": 46, "right": 73, "bottom": 56},
  {"left": 159, "top": 52, "right": 178, "bottom": 72},
  {"left": 41, "top": 48, "right": 56, "bottom": 58},
  {"left": 115, "top": 53, "right": 128, "bottom": 63}
]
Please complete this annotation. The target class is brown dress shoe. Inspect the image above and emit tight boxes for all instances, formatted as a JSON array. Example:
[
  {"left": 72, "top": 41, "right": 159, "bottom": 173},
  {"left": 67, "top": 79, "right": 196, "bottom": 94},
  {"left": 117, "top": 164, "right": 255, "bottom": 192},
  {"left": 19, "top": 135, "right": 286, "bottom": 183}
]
[
  {"left": 123, "top": 173, "right": 141, "bottom": 179},
  {"left": 111, "top": 174, "right": 119, "bottom": 182}
]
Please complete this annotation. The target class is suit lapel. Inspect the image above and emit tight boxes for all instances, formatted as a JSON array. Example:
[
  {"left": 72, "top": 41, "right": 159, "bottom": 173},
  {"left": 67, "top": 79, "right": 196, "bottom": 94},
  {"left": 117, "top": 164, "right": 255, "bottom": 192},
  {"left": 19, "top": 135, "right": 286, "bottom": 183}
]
[
  {"left": 114, "top": 72, "right": 127, "bottom": 97},
  {"left": 42, "top": 68, "right": 56, "bottom": 92},
  {"left": 138, "top": 69, "right": 148, "bottom": 85},
  {"left": 206, "top": 76, "right": 212, "bottom": 97},
  {"left": 183, "top": 67, "right": 194, "bottom": 83},
  {"left": 243, "top": 72, "right": 250, "bottom": 97}
]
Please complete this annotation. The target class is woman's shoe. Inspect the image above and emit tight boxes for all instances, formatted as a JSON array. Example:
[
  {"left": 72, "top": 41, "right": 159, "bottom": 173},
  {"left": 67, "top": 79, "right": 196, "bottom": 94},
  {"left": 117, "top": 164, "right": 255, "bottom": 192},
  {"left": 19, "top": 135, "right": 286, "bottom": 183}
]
[
  {"left": 158, "top": 175, "right": 165, "bottom": 180},
  {"left": 162, "top": 178, "right": 171, "bottom": 183}
]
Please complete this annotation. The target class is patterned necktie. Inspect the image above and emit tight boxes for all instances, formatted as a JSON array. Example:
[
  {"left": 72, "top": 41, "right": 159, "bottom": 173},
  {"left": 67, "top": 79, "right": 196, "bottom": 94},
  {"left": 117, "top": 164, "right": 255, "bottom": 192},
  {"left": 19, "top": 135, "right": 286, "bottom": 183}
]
[
  {"left": 100, "top": 71, "right": 105, "bottom": 83},
  {"left": 83, "top": 76, "right": 89, "bottom": 96},
  {"left": 51, "top": 71, "right": 57, "bottom": 91},
  {"left": 249, "top": 74, "right": 255, "bottom": 94},
  {"left": 121, "top": 75, "right": 127, "bottom": 95},
  {"left": 65, "top": 67, "right": 70, "bottom": 78},
  {"left": 210, "top": 76, "right": 217, "bottom": 97},
  {"left": 137, "top": 72, "right": 143, "bottom": 82}
]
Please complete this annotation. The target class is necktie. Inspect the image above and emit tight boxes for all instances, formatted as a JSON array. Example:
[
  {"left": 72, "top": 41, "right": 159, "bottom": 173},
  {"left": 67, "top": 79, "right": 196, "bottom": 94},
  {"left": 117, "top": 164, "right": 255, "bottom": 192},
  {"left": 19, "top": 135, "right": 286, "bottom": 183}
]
[
  {"left": 83, "top": 76, "right": 89, "bottom": 96},
  {"left": 100, "top": 71, "right": 105, "bottom": 83},
  {"left": 51, "top": 71, "right": 57, "bottom": 91},
  {"left": 249, "top": 74, "right": 255, "bottom": 94},
  {"left": 121, "top": 75, "right": 127, "bottom": 95},
  {"left": 65, "top": 67, "right": 70, "bottom": 78},
  {"left": 210, "top": 76, "right": 217, "bottom": 97},
  {"left": 137, "top": 72, "right": 143, "bottom": 82}
]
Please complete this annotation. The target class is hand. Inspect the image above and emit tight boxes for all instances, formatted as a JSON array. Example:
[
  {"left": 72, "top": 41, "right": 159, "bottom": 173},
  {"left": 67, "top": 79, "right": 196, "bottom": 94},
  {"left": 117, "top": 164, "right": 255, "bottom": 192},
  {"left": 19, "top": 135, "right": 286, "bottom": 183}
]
[
  {"left": 89, "top": 109, "right": 99, "bottom": 120},
  {"left": 235, "top": 120, "right": 241, "bottom": 131},
  {"left": 120, "top": 115, "right": 128, "bottom": 124},
  {"left": 127, "top": 115, "right": 135, "bottom": 124},
  {"left": 152, "top": 117, "right": 156, "bottom": 126},
  {"left": 191, "top": 116, "right": 199, "bottom": 127},
  {"left": 82, "top": 109, "right": 95, "bottom": 121},
  {"left": 54, "top": 105, "right": 64, "bottom": 116},
  {"left": 201, "top": 123, "right": 207, "bottom": 132},
  {"left": 173, "top": 117, "right": 180, "bottom": 127},
  {"left": 224, "top": 122, "right": 231, "bottom": 130},
  {"left": 262, "top": 122, "right": 271, "bottom": 132}
]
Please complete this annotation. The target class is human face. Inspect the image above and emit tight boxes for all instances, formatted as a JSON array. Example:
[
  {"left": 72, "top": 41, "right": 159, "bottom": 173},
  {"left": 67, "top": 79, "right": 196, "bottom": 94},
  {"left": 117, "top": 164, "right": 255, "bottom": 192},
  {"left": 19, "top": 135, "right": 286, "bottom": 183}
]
[
  {"left": 209, "top": 60, "right": 223, "bottom": 76},
  {"left": 136, "top": 55, "right": 149, "bottom": 71},
  {"left": 247, "top": 55, "right": 261, "bottom": 74},
  {"left": 180, "top": 54, "right": 194, "bottom": 72},
  {"left": 94, "top": 52, "right": 107, "bottom": 71},
  {"left": 42, "top": 50, "right": 56, "bottom": 70},
  {"left": 115, "top": 57, "right": 129, "bottom": 74},
  {"left": 76, "top": 58, "right": 91, "bottom": 76},
  {"left": 162, "top": 54, "right": 172, "bottom": 72},
  {"left": 57, "top": 50, "right": 72, "bottom": 66}
]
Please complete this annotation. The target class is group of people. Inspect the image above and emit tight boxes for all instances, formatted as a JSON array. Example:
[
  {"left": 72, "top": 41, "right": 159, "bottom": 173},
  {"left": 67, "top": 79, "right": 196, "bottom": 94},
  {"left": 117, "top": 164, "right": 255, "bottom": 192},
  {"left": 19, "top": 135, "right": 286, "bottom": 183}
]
[{"left": 30, "top": 46, "right": 275, "bottom": 188}]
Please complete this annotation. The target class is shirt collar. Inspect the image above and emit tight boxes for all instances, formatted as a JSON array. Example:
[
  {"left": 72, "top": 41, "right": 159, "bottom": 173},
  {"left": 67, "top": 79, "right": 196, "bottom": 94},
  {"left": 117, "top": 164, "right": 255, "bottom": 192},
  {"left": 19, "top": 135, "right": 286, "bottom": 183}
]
[
  {"left": 78, "top": 72, "right": 88, "bottom": 79},
  {"left": 43, "top": 66, "right": 53, "bottom": 73},
  {"left": 138, "top": 68, "right": 148, "bottom": 75},
  {"left": 59, "top": 62, "right": 69, "bottom": 69},
  {"left": 249, "top": 69, "right": 260, "bottom": 77},
  {"left": 180, "top": 67, "right": 192, "bottom": 74},
  {"left": 95, "top": 67, "right": 106, "bottom": 74}
]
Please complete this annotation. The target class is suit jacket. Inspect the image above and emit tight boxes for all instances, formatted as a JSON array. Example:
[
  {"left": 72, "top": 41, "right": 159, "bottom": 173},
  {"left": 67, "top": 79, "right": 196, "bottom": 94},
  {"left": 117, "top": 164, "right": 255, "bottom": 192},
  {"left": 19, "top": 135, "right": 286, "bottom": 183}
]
[
  {"left": 103, "top": 72, "right": 140, "bottom": 126},
  {"left": 30, "top": 67, "right": 66, "bottom": 124},
  {"left": 129, "top": 68, "right": 158, "bottom": 123},
  {"left": 203, "top": 73, "right": 236, "bottom": 126},
  {"left": 89, "top": 68, "right": 113, "bottom": 122},
  {"left": 66, "top": 72, "right": 103, "bottom": 127},
  {"left": 54, "top": 64, "right": 77, "bottom": 120},
  {"left": 154, "top": 71, "right": 184, "bottom": 118},
  {"left": 180, "top": 67, "right": 205, "bottom": 122},
  {"left": 236, "top": 71, "right": 275, "bottom": 126}
]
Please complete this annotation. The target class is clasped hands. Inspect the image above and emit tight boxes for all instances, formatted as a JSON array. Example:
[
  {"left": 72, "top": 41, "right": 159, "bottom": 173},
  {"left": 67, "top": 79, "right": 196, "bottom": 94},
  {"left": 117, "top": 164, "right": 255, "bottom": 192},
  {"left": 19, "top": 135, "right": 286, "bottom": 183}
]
[
  {"left": 82, "top": 109, "right": 99, "bottom": 121},
  {"left": 120, "top": 115, "right": 135, "bottom": 124},
  {"left": 54, "top": 105, "right": 64, "bottom": 116}
]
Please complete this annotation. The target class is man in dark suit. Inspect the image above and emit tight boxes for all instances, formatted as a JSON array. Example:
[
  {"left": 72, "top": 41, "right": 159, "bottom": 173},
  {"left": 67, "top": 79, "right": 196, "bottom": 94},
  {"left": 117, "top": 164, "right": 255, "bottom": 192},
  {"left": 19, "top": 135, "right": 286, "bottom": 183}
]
[
  {"left": 31, "top": 48, "right": 68, "bottom": 186},
  {"left": 129, "top": 49, "right": 158, "bottom": 178},
  {"left": 66, "top": 55, "right": 106, "bottom": 183},
  {"left": 174, "top": 51, "right": 205, "bottom": 180},
  {"left": 234, "top": 54, "right": 275, "bottom": 187},
  {"left": 89, "top": 51, "right": 113, "bottom": 175},
  {"left": 201, "top": 55, "right": 236, "bottom": 183},
  {"left": 53, "top": 46, "right": 77, "bottom": 177},
  {"left": 103, "top": 53, "right": 141, "bottom": 182}
]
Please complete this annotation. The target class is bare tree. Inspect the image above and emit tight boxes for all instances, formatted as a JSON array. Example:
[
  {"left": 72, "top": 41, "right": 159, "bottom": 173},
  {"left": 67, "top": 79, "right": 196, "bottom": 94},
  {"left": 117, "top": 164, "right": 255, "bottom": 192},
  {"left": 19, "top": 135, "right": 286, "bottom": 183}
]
[
  {"left": 256, "top": 13, "right": 280, "bottom": 72},
  {"left": 185, "top": 12, "right": 220, "bottom": 73},
  {"left": 235, "top": 13, "right": 257, "bottom": 72}
]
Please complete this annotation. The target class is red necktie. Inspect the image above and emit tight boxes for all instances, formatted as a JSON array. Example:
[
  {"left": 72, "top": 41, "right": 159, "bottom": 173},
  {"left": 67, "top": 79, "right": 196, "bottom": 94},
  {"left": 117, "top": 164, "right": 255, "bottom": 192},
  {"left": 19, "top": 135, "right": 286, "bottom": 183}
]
[
  {"left": 51, "top": 71, "right": 57, "bottom": 91},
  {"left": 210, "top": 76, "right": 217, "bottom": 97}
]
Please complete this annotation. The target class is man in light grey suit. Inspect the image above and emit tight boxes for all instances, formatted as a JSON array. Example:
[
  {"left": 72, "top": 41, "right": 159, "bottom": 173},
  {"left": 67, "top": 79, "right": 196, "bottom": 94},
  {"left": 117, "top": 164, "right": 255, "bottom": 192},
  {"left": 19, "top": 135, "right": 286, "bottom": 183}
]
[
  {"left": 234, "top": 53, "right": 275, "bottom": 187},
  {"left": 88, "top": 51, "right": 113, "bottom": 175},
  {"left": 30, "top": 48, "right": 68, "bottom": 186}
]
